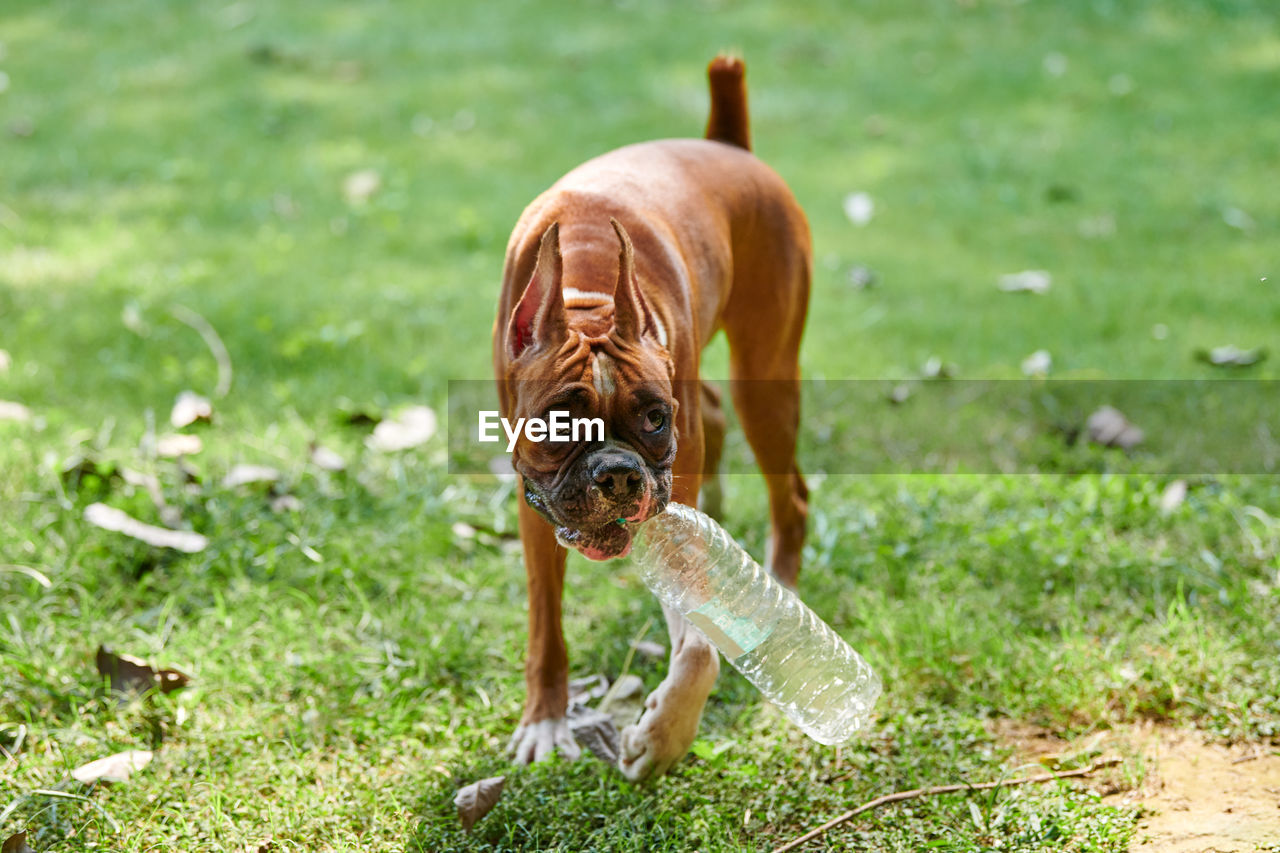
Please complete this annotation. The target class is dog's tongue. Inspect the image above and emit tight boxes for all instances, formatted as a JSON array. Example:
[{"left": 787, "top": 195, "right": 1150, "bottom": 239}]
[{"left": 556, "top": 520, "right": 632, "bottom": 561}]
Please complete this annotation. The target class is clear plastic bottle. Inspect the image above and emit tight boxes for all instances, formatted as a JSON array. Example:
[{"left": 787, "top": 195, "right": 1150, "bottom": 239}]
[{"left": 631, "top": 503, "right": 880, "bottom": 745}]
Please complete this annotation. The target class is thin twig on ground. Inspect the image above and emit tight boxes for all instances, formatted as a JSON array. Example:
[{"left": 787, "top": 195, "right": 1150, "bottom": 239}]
[
  {"left": 170, "top": 304, "right": 233, "bottom": 398},
  {"left": 771, "top": 756, "right": 1122, "bottom": 853}
]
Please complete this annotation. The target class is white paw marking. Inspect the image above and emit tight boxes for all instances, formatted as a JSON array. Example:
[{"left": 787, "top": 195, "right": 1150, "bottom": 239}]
[
  {"left": 507, "top": 717, "right": 581, "bottom": 765},
  {"left": 617, "top": 647, "right": 719, "bottom": 781}
]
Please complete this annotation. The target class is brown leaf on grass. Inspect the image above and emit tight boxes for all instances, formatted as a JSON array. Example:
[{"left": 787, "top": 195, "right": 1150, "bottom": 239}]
[
  {"left": 1086, "top": 406, "right": 1144, "bottom": 450},
  {"left": 223, "top": 464, "right": 282, "bottom": 488},
  {"left": 72, "top": 749, "right": 152, "bottom": 784},
  {"left": 365, "top": 405, "right": 436, "bottom": 452},
  {"left": 170, "top": 391, "right": 212, "bottom": 428},
  {"left": 1195, "top": 345, "right": 1266, "bottom": 368},
  {"left": 156, "top": 433, "right": 203, "bottom": 458},
  {"left": 84, "top": 503, "right": 208, "bottom": 553},
  {"left": 454, "top": 776, "right": 505, "bottom": 831},
  {"left": 568, "top": 707, "right": 621, "bottom": 764},
  {"left": 96, "top": 645, "right": 191, "bottom": 694},
  {"left": 0, "top": 401, "right": 32, "bottom": 422},
  {"left": 308, "top": 443, "right": 346, "bottom": 472},
  {"left": 2, "top": 832, "right": 34, "bottom": 853}
]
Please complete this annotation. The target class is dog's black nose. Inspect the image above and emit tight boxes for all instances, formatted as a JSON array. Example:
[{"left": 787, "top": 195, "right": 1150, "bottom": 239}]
[{"left": 593, "top": 461, "right": 643, "bottom": 497}]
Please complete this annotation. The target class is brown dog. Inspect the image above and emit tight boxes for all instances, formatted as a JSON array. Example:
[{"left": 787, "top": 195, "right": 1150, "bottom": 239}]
[{"left": 492, "top": 56, "right": 810, "bottom": 780}]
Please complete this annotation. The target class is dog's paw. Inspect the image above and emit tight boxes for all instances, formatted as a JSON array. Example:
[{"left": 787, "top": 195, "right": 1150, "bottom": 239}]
[
  {"left": 507, "top": 718, "right": 582, "bottom": 765},
  {"left": 617, "top": 683, "right": 704, "bottom": 781}
]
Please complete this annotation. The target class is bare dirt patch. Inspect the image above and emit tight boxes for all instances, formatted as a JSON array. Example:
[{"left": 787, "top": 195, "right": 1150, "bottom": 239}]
[{"left": 992, "top": 720, "right": 1280, "bottom": 852}]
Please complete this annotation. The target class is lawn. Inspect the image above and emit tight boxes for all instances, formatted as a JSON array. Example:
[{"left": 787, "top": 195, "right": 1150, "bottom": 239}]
[{"left": 2, "top": 0, "right": 1278, "bottom": 850}]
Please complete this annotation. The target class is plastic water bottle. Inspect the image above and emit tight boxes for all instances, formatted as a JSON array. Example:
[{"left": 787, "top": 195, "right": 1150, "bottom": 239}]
[{"left": 631, "top": 503, "right": 881, "bottom": 745}]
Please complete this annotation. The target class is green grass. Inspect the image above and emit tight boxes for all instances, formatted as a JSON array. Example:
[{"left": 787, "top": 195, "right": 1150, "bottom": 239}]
[{"left": 2, "top": 0, "right": 1279, "bottom": 849}]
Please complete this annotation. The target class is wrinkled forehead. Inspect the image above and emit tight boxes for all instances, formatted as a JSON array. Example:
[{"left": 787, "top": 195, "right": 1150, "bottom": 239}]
[{"left": 584, "top": 345, "right": 671, "bottom": 404}]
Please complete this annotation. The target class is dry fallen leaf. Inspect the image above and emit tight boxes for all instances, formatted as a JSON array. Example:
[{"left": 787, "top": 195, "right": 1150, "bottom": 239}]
[
  {"left": 309, "top": 444, "right": 346, "bottom": 472},
  {"left": 269, "top": 494, "right": 302, "bottom": 513},
  {"left": 1196, "top": 345, "right": 1266, "bottom": 367},
  {"left": 568, "top": 674, "right": 610, "bottom": 705},
  {"left": 343, "top": 169, "right": 382, "bottom": 204},
  {"left": 72, "top": 749, "right": 153, "bottom": 784},
  {"left": 156, "top": 433, "right": 203, "bottom": 458},
  {"left": 454, "top": 776, "right": 505, "bottom": 832},
  {"left": 1021, "top": 349, "right": 1052, "bottom": 377},
  {"left": 1086, "top": 405, "right": 1144, "bottom": 450},
  {"left": 0, "top": 400, "right": 32, "bottom": 423},
  {"left": 568, "top": 708, "right": 621, "bottom": 764},
  {"left": 170, "top": 390, "right": 212, "bottom": 428},
  {"left": 365, "top": 405, "right": 437, "bottom": 452},
  {"left": 96, "top": 645, "right": 191, "bottom": 694},
  {"left": 632, "top": 640, "right": 666, "bottom": 659},
  {"left": 998, "top": 270, "right": 1052, "bottom": 294},
  {"left": 921, "top": 357, "right": 956, "bottom": 380},
  {"left": 223, "top": 464, "right": 282, "bottom": 488},
  {"left": 84, "top": 503, "right": 208, "bottom": 553},
  {"left": 116, "top": 468, "right": 183, "bottom": 528},
  {"left": 842, "top": 192, "right": 874, "bottom": 227},
  {"left": 1159, "top": 479, "right": 1187, "bottom": 514},
  {"left": 1, "top": 831, "right": 34, "bottom": 853},
  {"left": 598, "top": 673, "right": 646, "bottom": 729}
]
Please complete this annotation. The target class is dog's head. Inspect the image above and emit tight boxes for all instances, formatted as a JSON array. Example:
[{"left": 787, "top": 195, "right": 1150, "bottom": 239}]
[{"left": 502, "top": 220, "right": 676, "bottom": 560}]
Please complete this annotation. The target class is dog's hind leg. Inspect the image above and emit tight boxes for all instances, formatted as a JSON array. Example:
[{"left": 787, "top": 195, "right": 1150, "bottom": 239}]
[{"left": 721, "top": 239, "right": 810, "bottom": 589}]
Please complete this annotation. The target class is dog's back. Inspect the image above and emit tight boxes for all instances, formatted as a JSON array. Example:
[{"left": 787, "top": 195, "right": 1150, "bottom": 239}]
[{"left": 501, "top": 59, "right": 809, "bottom": 353}]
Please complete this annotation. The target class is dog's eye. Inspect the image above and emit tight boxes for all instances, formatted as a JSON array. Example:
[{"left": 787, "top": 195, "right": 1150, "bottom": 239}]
[{"left": 642, "top": 409, "right": 667, "bottom": 433}]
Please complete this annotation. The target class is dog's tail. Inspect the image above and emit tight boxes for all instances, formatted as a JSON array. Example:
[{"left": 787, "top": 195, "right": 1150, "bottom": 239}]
[{"left": 705, "top": 55, "right": 751, "bottom": 151}]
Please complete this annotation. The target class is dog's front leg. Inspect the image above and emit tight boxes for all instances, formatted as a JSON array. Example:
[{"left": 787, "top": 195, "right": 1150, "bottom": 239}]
[
  {"left": 618, "top": 423, "right": 718, "bottom": 781},
  {"left": 507, "top": 490, "right": 581, "bottom": 764},
  {"left": 619, "top": 601, "right": 720, "bottom": 781}
]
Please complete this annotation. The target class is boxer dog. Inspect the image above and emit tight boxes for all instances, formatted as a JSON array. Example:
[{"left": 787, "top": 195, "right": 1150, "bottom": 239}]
[{"left": 493, "top": 56, "right": 810, "bottom": 781}]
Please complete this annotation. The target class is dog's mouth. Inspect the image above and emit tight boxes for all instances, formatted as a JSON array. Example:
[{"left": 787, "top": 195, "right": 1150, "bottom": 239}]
[
  {"left": 549, "top": 492, "right": 663, "bottom": 561},
  {"left": 522, "top": 471, "right": 666, "bottom": 561},
  {"left": 554, "top": 518, "right": 636, "bottom": 561}
]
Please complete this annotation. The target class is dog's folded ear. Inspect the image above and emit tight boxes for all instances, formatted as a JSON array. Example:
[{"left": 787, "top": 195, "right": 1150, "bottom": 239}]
[
  {"left": 507, "top": 223, "right": 569, "bottom": 361},
  {"left": 610, "top": 218, "right": 663, "bottom": 348}
]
